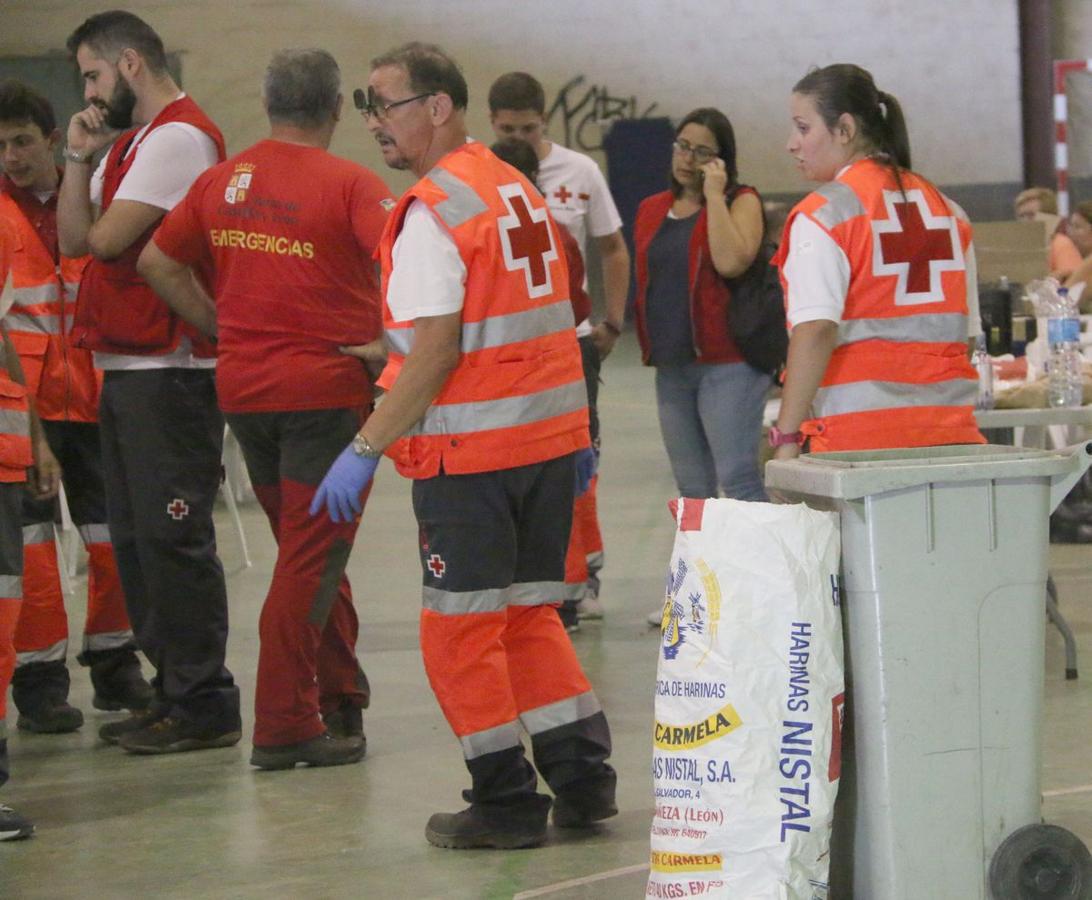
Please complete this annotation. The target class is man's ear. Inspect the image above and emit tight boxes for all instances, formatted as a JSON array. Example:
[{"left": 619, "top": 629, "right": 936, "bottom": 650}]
[{"left": 431, "top": 93, "right": 454, "bottom": 125}]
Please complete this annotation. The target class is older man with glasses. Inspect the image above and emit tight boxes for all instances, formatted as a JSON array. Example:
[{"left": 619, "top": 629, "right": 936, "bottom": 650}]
[{"left": 313, "top": 42, "right": 617, "bottom": 850}]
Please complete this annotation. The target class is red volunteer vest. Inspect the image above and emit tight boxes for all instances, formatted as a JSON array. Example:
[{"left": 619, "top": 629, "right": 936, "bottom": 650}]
[
  {"left": 775, "top": 159, "right": 984, "bottom": 452},
  {"left": 71, "top": 95, "right": 225, "bottom": 356},
  {"left": 0, "top": 191, "right": 99, "bottom": 421},
  {"left": 377, "top": 142, "right": 589, "bottom": 479}
]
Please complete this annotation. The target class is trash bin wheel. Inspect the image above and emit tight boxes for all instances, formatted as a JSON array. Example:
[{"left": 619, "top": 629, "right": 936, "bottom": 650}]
[{"left": 988, "top": 824, "right": 1092, "bottom": 899}]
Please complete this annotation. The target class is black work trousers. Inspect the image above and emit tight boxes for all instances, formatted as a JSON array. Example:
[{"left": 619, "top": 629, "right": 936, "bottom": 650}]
[{"left": 98, "top": 368, "right": 239, "bottom": 731}]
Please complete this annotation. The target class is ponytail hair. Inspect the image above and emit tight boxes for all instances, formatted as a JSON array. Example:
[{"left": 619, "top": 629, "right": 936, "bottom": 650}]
[{"left": 793, "top": 64, "right": 911, "bottom": 183}]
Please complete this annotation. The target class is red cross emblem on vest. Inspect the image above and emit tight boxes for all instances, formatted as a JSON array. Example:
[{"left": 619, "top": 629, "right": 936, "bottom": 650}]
[
  {"left": 427, "top": 553, "right": 446, "bottom": 578},
  {"left": 167, "top": 498, "right": 190, "bottom": 520},
  {"left": 871, "top": 189, "right": 963, "bottom": 305},
  {"left": 554, "top": 185, "right": 572, "bottom": 204},
  {"left": 498, "top": 182, "right": 558, "bottom": 299}
]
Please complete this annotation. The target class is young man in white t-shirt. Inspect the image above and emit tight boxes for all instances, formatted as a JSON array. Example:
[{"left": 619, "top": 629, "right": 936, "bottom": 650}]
[{"left": 488, "top": 72, "right": 628, "bottom": 625}]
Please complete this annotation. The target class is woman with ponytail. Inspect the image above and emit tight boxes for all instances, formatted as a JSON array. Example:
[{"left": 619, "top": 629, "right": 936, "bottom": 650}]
[{"left": 770, "top": 64, "right": 984, "bottom": 457}]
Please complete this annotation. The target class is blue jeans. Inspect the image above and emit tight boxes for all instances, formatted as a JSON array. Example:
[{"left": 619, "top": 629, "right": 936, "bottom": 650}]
[{"left": 655, "top": 361, "right": 771, "bottom": 501}]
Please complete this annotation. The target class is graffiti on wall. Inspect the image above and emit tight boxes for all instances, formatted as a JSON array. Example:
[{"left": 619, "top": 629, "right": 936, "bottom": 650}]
[{"left": 546, "top": 75, "right": 659, "bottom": 151}]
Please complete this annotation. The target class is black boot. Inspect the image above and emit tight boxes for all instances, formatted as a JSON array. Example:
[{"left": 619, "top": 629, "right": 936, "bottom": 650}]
[
  {"left": 79, "top": 646, "right": 154, "bottom": 712},
  {"left": 425, "top": 791, "right": 551, "bottom": 849},
  {"left": 12, "top": 660, "right": 84, "bottom": 734}
]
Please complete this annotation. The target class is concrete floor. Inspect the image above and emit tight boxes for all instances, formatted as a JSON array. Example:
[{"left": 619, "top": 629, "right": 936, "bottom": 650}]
[{"left": 2, "top": 338, "right": 1091, "bottom": 899}]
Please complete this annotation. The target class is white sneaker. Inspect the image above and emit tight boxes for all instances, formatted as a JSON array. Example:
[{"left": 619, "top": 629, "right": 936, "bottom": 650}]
[
  {"left": 647, "top": 607, "right": 665, "bottom": 628},
  {"left": 575, "top": 596, "right": 604, "bottom": 620}
]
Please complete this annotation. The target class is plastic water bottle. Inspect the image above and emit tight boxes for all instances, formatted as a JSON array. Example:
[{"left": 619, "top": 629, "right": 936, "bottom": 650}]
[
  {"left": 1047, "top": 287, "right": 1083, "bottom": 408},
  {"left": 972, "top": 334, "right": 994, "bottom": 410}
]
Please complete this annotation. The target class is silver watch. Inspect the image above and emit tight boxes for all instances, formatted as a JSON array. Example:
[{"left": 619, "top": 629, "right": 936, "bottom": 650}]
[{"left": 351, "top": 433, "right": 382, "bottom": 459}]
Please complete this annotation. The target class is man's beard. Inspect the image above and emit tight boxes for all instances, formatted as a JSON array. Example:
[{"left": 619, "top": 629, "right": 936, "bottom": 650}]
[{"left": 102, "top": 74, "right": 137, "bottom": 130}]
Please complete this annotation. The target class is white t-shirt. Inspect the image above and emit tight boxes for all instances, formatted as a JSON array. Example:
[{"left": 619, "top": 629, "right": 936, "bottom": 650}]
[
  {"left": 536, "top": 142, "right": 622, "bottom": 253},
  {"left": 385, "top": 200, "right": 466, "bottom": 323},
  {"left": 90, "top": 96, "right": 221, "bottom": 370},
  {"left": 783, "top": 203, "right": 981, "bottom": 338},
  {"left": 535, "top": 143, "right": 622, "bottom": 335}
]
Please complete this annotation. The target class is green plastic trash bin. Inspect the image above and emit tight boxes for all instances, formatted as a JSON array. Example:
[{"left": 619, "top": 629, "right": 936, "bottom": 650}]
[{"left": 766, "top": 443, "right": 1092, "bottom": 900}]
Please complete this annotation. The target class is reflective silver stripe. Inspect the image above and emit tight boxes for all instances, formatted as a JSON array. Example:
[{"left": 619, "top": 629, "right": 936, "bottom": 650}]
[
  {"left": 810, "top": 181, "right": 866, "bottom": 229},
  {"left": 11, "top": 283, "right": 59, "bottom": 305},
  {"left": 409, "top": 378, "right": 586, "bottom": 437},
  {"left": 507, "top": 581, "right": 567, "bottom": 606},
  {"left": 520, "top": 691, "right": 602, "bottom": 736},
  {"left": 386, "top": 328, "right": 412, "bottom": 356},
  {"left": 461, "top": 301, "right": 575, "bottom": 352},
  {"left": 943, "top": 193, "right": 970, "bottom": 224},
  {"left": 585, "top": 551, "right": 604, "bottom": 568},
  {"left": 0, "top": 575, "right": 22, "bottom": 597},
  {"left": 427, "top": 168, "right": 488, "bottom": 229},
  {"left": 423, "top": 586, "right": 506, "bottom": 615},
  {"left": 814, "top": 378, "right": 977, "bottom": 418},
  {"left": 838, "top": 313, "right": 969, "bottom": 346},
  {"left": 387, "top": 300, "right": 575, "bottom": 358},
  {"left": 16, "top": 638, "right": 67, "bottom": 665},
  {"left": 64, "top": 281, "right": 81, "bottom": 300},
  {"left": 422, "top": 580, "right": 566, "bottom": 615},
  {"left": 559, "top": 582, "right": 585, "bottom": 601},
  {"left": 82, "top": 630, "right": 134, "bottom": 652},
  {"left": 460, "top": 720, "right": 522, "bottom": 760},
  {"left": 22, "top": 522, "right": 54, "bottom": 545},
  {"left": 78, "top": 523, "right": 112, "bottom": 545},
  {"left": 0, "top": 408, "right": 29, "bottom": 437},
  {"left": 5, "top": 312, "right": 65, "bottom": 334}
]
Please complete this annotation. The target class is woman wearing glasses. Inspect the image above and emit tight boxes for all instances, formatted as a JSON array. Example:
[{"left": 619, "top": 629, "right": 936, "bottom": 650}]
[{"left": 633, "top": 107, "right": 770, "bottom": 507}]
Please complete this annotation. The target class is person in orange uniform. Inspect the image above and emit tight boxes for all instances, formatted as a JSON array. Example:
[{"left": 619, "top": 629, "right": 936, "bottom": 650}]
[
  {"left": 0, "top": 216, "right": 63, "bottom": 840},
  {"left": 139, "top": 49, "right": 394, "bottom": 770},
  {"left": 488, "top": 137, "right": 599, "bottom": 627},
  {"left": 313, "top": 43, "right": 615, "bottom": 849},
  {"left": 58, "top": 11, "right": 239, "bottom": 754},
  {"left": 0, "top": 80, "right": 149, "bottom": 735},
  {"left": 771, "top": 64, "right": 984, "bottom": 459}
]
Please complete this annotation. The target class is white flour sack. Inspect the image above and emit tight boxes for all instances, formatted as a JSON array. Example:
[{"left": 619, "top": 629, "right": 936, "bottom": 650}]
[{"left": 647, "top": 498, "right": 843, "bottom": 900}]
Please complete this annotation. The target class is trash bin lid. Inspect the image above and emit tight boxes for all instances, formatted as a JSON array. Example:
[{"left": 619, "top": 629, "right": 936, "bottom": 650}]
[{"left": 765, "top": 443, "right": 1082, "bottom": 500}]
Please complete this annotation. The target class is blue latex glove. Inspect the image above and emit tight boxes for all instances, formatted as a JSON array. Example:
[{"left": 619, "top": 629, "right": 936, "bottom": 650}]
[
  {"left": 574, "top": 446, "right": 597, "bottom": 497},
  {"left": 309, "top": 444, "right": 379, "bottom": 523}
]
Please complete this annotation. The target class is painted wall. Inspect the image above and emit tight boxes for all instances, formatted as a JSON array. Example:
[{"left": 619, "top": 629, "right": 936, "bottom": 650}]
[{"left": 1, "top": 0, "right": 1023, "bottom": 208}]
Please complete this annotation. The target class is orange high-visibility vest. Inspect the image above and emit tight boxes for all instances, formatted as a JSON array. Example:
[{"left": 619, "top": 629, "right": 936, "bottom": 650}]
[
  {"left": 776, "top": 158, "right": 985, "bottom": 452},
  {"left": 0, "top": 371, "right": 31, "bottom": 483},
  {"left": 0, "top": 193, "right": 99, "bottom": 422},
  {"left": 377, "top": 142, "right": 589, "bottom": 479}
]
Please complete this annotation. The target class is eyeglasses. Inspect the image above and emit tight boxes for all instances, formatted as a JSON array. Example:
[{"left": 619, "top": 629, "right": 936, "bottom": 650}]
[
  {"left": 352, "top": 88, "right": 436, "bottom": 121},
  {"left": 672, "top": 139, "right": 718, "bottom": 164}
]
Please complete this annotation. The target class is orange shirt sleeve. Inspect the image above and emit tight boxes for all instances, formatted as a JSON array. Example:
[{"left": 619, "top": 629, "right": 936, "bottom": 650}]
[{"left": 152, "top": 175, "right": 212, "bottom": 268}]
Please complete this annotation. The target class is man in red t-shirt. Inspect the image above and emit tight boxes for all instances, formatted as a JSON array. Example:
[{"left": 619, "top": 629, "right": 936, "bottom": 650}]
[{"left": 138, "top": 49, "right": 393, "bottom": 769}]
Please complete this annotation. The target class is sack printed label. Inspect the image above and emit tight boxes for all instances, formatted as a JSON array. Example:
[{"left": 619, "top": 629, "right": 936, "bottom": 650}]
[
  {"left": 660, "top": 557, "right": 722, "bottom": 663},
  {"left": 650, "top": 851, "right": 723, "bottom": 874},
  {"left": 655, "top": 703, "right": 742, "bottom": 751}
]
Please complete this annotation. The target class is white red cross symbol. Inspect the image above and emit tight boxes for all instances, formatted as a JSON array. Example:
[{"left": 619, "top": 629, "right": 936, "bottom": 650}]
[
  {"left": 554, "top": 185, "right": 572, "bottom": 204},
  {"left": 167, "top": 498, "right": 190, "bottom": 520},
  {"left": 427, "top": 553, "right": 446, "bottom": 578},
  {"left": 871, "top": 189, "right": 964, "bottom": 305},
  {"left": 498, "top": 182, "right": 558, "bottom": 299}
]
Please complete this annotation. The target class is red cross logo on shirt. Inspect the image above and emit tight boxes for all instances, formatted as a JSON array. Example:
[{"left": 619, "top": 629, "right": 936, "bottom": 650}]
[
  {"left": 498, "top": 182, "right": 558, "bottom": 299},
  {"left": 871, "top": 189, "right": 963, "bottom": 305},
  {"left": 427, "top": 553, "right": 446, "bottom": 578},
  {"left": 167, "top": 498, "right": 190, "bottom": 520},
  {"left": 554, "top": 185, "right": 572, "bottom": 204}
]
